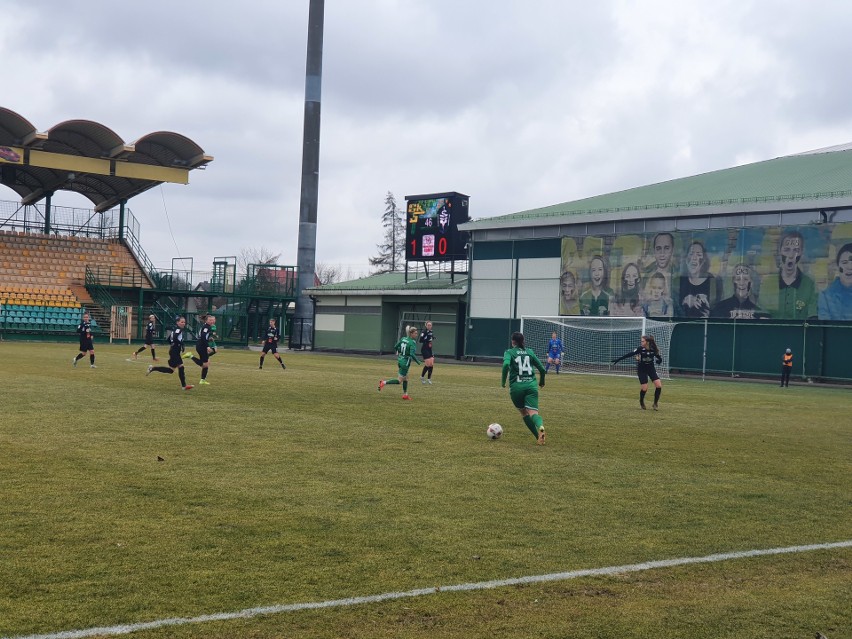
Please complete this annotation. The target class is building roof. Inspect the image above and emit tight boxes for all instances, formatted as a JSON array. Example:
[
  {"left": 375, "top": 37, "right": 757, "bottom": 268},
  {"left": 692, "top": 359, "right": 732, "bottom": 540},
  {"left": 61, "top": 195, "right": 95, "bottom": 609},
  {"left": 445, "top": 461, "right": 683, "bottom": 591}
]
[
  {"left": 307, "top": 271, "right": 468, "bottom": 296},
  {"left": 0, "top": 106, "right": 212, "bottom": 212},
  {"left": 460, "top": 146, "right": 852, "bottom": 231}
]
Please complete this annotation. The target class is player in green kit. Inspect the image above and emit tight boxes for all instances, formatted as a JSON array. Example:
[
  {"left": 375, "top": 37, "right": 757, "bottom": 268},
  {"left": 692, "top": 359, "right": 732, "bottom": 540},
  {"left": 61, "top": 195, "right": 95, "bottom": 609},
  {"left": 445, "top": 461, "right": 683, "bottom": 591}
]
[
  {"left": 501, "top": 331, "right": 547, "bottom": 444},
  {"left": 378, "top": 326, "right": 422, "bottom": 400}
]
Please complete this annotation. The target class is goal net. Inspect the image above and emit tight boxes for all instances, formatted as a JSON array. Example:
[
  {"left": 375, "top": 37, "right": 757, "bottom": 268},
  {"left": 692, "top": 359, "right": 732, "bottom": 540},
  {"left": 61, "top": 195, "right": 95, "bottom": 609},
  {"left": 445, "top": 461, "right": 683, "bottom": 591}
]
[{"left": 519, "top": 316, "right": 676, "bottom": 379}]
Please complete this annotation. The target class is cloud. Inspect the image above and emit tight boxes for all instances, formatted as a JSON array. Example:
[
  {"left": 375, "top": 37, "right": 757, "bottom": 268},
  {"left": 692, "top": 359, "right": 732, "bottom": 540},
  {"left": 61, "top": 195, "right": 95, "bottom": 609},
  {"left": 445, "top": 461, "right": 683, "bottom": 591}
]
[{"left": 1, "top": 0, "right": 851, "bottom": 276}]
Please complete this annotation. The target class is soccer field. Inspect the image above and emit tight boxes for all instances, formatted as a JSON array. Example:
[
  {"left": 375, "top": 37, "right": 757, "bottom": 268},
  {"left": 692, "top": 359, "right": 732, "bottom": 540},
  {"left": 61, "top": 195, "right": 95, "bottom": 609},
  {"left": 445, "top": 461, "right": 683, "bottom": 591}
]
[{"left": 1, "top": 341, "right": 849, "bottom": 639}]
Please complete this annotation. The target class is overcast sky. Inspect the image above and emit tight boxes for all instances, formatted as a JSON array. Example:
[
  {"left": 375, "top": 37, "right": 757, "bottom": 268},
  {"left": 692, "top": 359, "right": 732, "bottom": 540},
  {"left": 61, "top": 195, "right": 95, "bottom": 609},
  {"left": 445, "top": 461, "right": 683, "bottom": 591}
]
[{"left": 2, "top": 0, "right": 851, "bottom": 277}]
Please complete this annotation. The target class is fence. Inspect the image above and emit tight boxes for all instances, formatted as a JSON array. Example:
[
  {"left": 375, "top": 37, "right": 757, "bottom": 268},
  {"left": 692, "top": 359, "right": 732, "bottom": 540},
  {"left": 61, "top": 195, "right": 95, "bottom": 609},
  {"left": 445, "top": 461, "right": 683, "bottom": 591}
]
[
  {"left": 669, "top": 319, "right": 852, "bottom": 382},
  {"left": 110, "top": 306, "right": 133, "bottom": 343},
  {"left": 0, "top": 199, "right": 156, "bottom": 275}
]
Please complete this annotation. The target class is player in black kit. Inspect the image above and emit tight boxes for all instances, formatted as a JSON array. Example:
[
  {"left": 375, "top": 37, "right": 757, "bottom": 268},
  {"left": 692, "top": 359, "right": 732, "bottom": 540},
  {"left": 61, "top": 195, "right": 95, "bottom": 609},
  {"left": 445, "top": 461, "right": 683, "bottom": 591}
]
[
  {"left": 187, "top": 315, "right": 216, "bottom": 385},
  {"left": 259, "top": 318, "right": 286, "bottom": 370},
  {"left": 611, "top": 335, "right": 663, "bottom": 410},
  {"left": 72, "top": 312, "right": 96, "bottom": 368},
  {"left": 419, "top": 320, "right": 435, "bottom": 384},
  {"left": 146, "top": 316, "right": 193, "bottom": 390},
  {"left": 132, "top": 314, "right": 158, "bottom": 361}
]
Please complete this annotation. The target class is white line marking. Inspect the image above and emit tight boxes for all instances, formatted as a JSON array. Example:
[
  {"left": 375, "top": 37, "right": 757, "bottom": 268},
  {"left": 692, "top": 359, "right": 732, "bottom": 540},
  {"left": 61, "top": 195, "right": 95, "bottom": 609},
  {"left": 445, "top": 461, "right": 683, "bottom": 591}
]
[{"left": 6, "top": 540, "right": 851, "bottom": 639}]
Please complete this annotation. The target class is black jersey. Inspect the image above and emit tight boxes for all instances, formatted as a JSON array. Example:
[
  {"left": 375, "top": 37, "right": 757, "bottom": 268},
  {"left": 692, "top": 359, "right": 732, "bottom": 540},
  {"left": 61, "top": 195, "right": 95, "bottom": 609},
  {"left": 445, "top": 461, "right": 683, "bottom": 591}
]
[
  {"left": 264, "top": 325, "right": 280, "bottom": 343},
  {"left": 419, "top": 329, "right": 434, "bottom": 356},
  {"left": 77, "top": 320, "right": 92, "bottom": 338},
  {"left": 169, "top": 326, "right": 187, "bottom": 354},
  {"left": 616, "top": 346, "right": 661, "bottom": 369},
  {"left": 77, "top": 320, "right": 93, "bottom": 349},
  {"left": 197, "top": 324, "right": 215, "bottom": 350},
  {"left": 145, "top": 321, "right": 155, "bottom": 342}
]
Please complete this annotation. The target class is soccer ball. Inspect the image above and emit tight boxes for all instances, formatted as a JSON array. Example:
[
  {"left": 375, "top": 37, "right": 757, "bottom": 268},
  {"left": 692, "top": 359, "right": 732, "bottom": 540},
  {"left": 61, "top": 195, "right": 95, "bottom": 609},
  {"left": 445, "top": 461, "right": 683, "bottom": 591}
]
[{"left": 486, "top": 423, "right": 503, "bottom": 440}]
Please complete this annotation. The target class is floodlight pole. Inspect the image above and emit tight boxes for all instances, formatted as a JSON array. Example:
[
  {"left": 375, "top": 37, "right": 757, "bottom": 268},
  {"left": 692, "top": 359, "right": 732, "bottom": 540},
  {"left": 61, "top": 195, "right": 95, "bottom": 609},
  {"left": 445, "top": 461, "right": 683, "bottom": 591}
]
[{"left": 292, "top": 0, "right": 325, "bottom": 348}]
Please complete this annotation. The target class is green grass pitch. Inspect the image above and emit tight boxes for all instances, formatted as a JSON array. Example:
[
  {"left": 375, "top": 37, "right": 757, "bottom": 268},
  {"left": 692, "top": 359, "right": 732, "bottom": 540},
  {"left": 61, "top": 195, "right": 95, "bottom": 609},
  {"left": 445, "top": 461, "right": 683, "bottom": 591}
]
[{"left": 0, "top": 341, "right": 849, "bottom": 638}]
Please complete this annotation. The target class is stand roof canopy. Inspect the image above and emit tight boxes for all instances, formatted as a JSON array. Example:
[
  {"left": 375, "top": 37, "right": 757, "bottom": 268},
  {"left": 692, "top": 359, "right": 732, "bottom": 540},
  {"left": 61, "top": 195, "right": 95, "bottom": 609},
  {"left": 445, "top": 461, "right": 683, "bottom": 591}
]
[{"left": 0, "top": 106, "right": 213, "bottom": 212}]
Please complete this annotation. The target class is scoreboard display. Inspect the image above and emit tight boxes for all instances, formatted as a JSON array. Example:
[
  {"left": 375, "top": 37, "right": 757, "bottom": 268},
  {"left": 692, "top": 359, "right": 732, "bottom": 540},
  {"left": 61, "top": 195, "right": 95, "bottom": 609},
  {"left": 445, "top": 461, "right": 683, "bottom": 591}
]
[{"left": 404, "top": 191, "right": 470, "bottom": 262}]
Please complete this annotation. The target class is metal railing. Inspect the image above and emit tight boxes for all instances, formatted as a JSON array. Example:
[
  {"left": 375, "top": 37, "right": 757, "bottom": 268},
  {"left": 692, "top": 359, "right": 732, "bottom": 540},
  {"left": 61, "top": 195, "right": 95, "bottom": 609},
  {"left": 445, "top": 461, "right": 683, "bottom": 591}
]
[{"left": 0, "top": 199, "right": 156, "bottom": 280}]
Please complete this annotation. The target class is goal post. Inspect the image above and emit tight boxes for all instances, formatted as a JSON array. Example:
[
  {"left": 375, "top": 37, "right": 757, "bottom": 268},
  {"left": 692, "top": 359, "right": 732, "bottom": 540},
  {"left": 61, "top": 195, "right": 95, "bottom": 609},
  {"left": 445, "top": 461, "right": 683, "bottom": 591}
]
[{"left": 519, "top": 316, "right": 676, "bottom": 379}]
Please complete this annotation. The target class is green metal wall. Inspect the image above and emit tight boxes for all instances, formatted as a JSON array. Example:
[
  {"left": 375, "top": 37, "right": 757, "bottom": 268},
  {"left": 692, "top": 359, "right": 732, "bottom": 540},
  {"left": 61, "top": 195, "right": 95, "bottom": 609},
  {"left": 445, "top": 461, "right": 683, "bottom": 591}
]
[
  {"left": 465, "top": 317, "right": 520, "bottom": 358},
  {"left": 314, "top": 299, "right": 463, "bottom": 356},
  {"left": 467, "top": 318, "right": 852, "bottom": 381},
  {"left": 669, "top": 320, "right": 852, "bottom": 382},
  {"left": 315, "top": 312, "right": 382, "bottom": 352}
]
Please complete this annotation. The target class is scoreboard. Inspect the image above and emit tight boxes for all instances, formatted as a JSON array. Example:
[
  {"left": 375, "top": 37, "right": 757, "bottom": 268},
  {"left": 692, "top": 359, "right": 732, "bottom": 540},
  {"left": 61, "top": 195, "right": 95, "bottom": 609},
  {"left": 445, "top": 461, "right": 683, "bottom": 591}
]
[{"left": 404, "top": 191, "right": 469, "bottom": 262}]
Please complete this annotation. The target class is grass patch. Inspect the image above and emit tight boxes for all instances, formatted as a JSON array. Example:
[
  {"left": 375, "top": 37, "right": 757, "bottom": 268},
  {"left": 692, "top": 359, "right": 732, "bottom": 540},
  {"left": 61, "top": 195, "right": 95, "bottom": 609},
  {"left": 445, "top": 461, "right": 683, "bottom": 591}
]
[{"left": 0, "top": 341, "right": 849, "bottom": 638}]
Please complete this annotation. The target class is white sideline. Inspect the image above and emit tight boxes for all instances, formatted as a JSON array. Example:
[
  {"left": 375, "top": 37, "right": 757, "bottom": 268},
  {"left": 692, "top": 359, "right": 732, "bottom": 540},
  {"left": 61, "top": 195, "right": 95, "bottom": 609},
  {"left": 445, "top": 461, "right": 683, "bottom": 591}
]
[{"left": 6, "top": 540, "right": 851, "bottom": 639}]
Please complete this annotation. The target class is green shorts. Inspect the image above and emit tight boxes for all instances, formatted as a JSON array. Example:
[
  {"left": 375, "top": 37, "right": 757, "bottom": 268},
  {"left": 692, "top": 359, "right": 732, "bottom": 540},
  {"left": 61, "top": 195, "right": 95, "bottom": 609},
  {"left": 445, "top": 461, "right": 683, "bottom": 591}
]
[
  {"left": 509, "top": 380, "right": 539, "bottom": 412},
  {"left": 397, "top": 357, "right": 411, "bottom": 377}
]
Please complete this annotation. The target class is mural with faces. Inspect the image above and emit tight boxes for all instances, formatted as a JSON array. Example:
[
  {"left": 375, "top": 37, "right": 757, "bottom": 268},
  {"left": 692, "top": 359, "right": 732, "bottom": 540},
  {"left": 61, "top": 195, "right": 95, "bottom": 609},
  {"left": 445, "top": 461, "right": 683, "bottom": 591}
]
[{"left": 559, "top": 222, "right": 852, "bottom": 320}]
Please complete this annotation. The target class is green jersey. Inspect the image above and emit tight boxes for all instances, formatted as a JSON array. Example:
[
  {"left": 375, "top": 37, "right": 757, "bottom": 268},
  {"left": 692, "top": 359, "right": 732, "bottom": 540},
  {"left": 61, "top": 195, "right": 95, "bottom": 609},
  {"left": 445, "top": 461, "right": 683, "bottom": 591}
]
[
  {"left": 501, "top": 346, "right": 546, "bottom": 386},
  {"left": 395, "top": 337, "right": 420, "bottom": 366}
]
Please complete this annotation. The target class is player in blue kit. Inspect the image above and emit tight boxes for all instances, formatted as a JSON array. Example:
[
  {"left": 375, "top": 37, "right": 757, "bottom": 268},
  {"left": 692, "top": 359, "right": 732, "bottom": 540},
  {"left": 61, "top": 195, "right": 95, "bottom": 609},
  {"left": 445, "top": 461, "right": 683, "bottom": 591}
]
[{"left": 545, "top": 331, "right": 563, "bottom": 374}]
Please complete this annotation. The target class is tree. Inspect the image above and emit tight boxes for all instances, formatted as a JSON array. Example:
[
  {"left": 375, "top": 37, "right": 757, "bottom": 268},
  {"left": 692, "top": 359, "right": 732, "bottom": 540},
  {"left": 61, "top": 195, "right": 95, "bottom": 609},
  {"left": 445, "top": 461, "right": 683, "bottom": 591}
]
[
  {"left": 315, "top": 262, "right": 358, "bottom": 285},
  {"left": 237, "top": 246, "right": 281, "bottom": 274},
  {"left": 369, "top": 191, "right": 405, "bottom": 273}
]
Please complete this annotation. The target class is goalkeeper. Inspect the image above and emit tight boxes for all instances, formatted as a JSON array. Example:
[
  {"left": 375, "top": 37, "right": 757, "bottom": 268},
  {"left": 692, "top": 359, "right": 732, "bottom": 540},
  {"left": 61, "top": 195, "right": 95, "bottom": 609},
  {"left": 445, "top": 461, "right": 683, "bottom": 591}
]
[
  {"left": 501, "top": 331, "right": 547, "bottom": 445},
  {"left": 545, "top": 331, "right": 564, "bottom": 374},
  {"left": 611, "top": 335, "right": 663, "bottom": 411}
]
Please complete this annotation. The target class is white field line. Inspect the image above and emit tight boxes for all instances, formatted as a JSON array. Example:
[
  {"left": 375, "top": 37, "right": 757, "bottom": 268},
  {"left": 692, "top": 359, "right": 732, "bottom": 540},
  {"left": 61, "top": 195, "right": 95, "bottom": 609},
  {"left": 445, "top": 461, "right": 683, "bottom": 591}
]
[{"left": 6, "top": 540, "right": 851, "bottom": 639}]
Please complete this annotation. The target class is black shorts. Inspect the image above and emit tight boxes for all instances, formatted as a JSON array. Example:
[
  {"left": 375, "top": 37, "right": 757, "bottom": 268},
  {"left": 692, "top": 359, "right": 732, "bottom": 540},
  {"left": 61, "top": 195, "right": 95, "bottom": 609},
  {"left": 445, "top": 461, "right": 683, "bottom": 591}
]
[
  {"left": 144, "top": 336, "right": 154, "bottom": 346},
  {"left": 421, "top": 347, "right": 433, "bottom": 359},
  {"left": 262, "top": 341, "right": 278, "bottom": 354},
  {"left": 638, "top": 367, "right": 660, "bottom": 385},
  {"left": 79, "top": 338, "right": 94, "bottom": 352},
  {"left": 168, "top": 351, "right": 183, "bottom": 368},
  {"left": 195, "top": 345, "right": 210, "bottom": 364}
]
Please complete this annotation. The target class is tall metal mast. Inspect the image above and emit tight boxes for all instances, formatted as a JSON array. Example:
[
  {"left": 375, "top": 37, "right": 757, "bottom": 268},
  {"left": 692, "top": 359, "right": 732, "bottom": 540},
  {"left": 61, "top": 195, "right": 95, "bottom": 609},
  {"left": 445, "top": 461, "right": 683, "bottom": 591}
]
[{"left": 292, "top": 0, "right": 325, "bottom": 347}]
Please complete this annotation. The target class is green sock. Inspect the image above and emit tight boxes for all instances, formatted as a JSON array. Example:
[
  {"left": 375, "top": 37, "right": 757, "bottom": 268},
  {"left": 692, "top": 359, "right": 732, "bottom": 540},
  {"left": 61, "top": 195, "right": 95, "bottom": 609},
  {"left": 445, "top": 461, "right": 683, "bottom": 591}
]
[
  {"left": 385, "top": 379, "right": 400, "bottom": 385},
  {"left": 522, "top": 415, "right": 538, "bottom": 437},
  {"left": 403, "top": 381, "right": 408, "bottom": 392},
  {"left": 531, "top": 414, "right": 544, "bottom": 433}
]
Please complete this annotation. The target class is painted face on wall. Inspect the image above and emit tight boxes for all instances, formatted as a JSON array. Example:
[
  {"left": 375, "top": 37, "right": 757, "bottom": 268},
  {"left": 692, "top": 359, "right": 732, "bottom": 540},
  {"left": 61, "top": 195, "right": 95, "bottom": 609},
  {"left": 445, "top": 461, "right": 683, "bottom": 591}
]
[
  {"left": 732, "top": 264, "right": 752, "bottom": 295},
  {"left": 623, "top": 264, "right": 640, "bottom": 290},
  {"left": 653, "top": 234, "right": 674, "bottom": 270},
  {"left": 838, "top": 248, "right": 852, "bottom": 287},
  {"left": 589, "top": 258, "right": 605, "bottom": 288},
  {"left": 648, "top": 277, "right": 665, "bottom": 300},
  {"left": 779, "top": 235, "right": 803, "bottom": 276},
  {"left": 686, "top": 243, "right": 705, "bottom": 277},
  {"left": 561, "top": 272, "right": 577, "bottom": 302}
]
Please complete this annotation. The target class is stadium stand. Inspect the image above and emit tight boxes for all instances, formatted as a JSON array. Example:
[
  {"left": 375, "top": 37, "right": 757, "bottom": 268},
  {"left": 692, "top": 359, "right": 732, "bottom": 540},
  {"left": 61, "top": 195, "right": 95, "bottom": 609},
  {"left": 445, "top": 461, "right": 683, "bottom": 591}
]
[{"left": 0, "top": 230, "right": 150, "bottom": 332}]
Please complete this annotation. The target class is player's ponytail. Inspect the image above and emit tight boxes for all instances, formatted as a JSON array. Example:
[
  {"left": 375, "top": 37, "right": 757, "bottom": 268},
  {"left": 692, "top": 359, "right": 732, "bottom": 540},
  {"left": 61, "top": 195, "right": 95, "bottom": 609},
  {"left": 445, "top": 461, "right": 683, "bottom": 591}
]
[{"left": 511, "top": 331, "right": 525, "bottom": 348}]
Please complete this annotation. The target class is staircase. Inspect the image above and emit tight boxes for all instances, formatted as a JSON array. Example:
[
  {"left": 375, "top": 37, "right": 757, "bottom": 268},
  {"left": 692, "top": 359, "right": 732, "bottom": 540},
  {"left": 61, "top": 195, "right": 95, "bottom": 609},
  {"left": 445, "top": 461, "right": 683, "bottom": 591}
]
[{"left": 68, "top": 284, "right": 111, "bottom": 333}]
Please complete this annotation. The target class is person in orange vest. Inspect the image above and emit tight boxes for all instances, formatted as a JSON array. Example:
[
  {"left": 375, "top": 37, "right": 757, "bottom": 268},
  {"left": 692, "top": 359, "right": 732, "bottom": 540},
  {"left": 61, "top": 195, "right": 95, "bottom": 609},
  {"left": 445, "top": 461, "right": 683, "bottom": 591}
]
[{"left": 780, "top": 348, "right": 793, "bottom": 387}]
